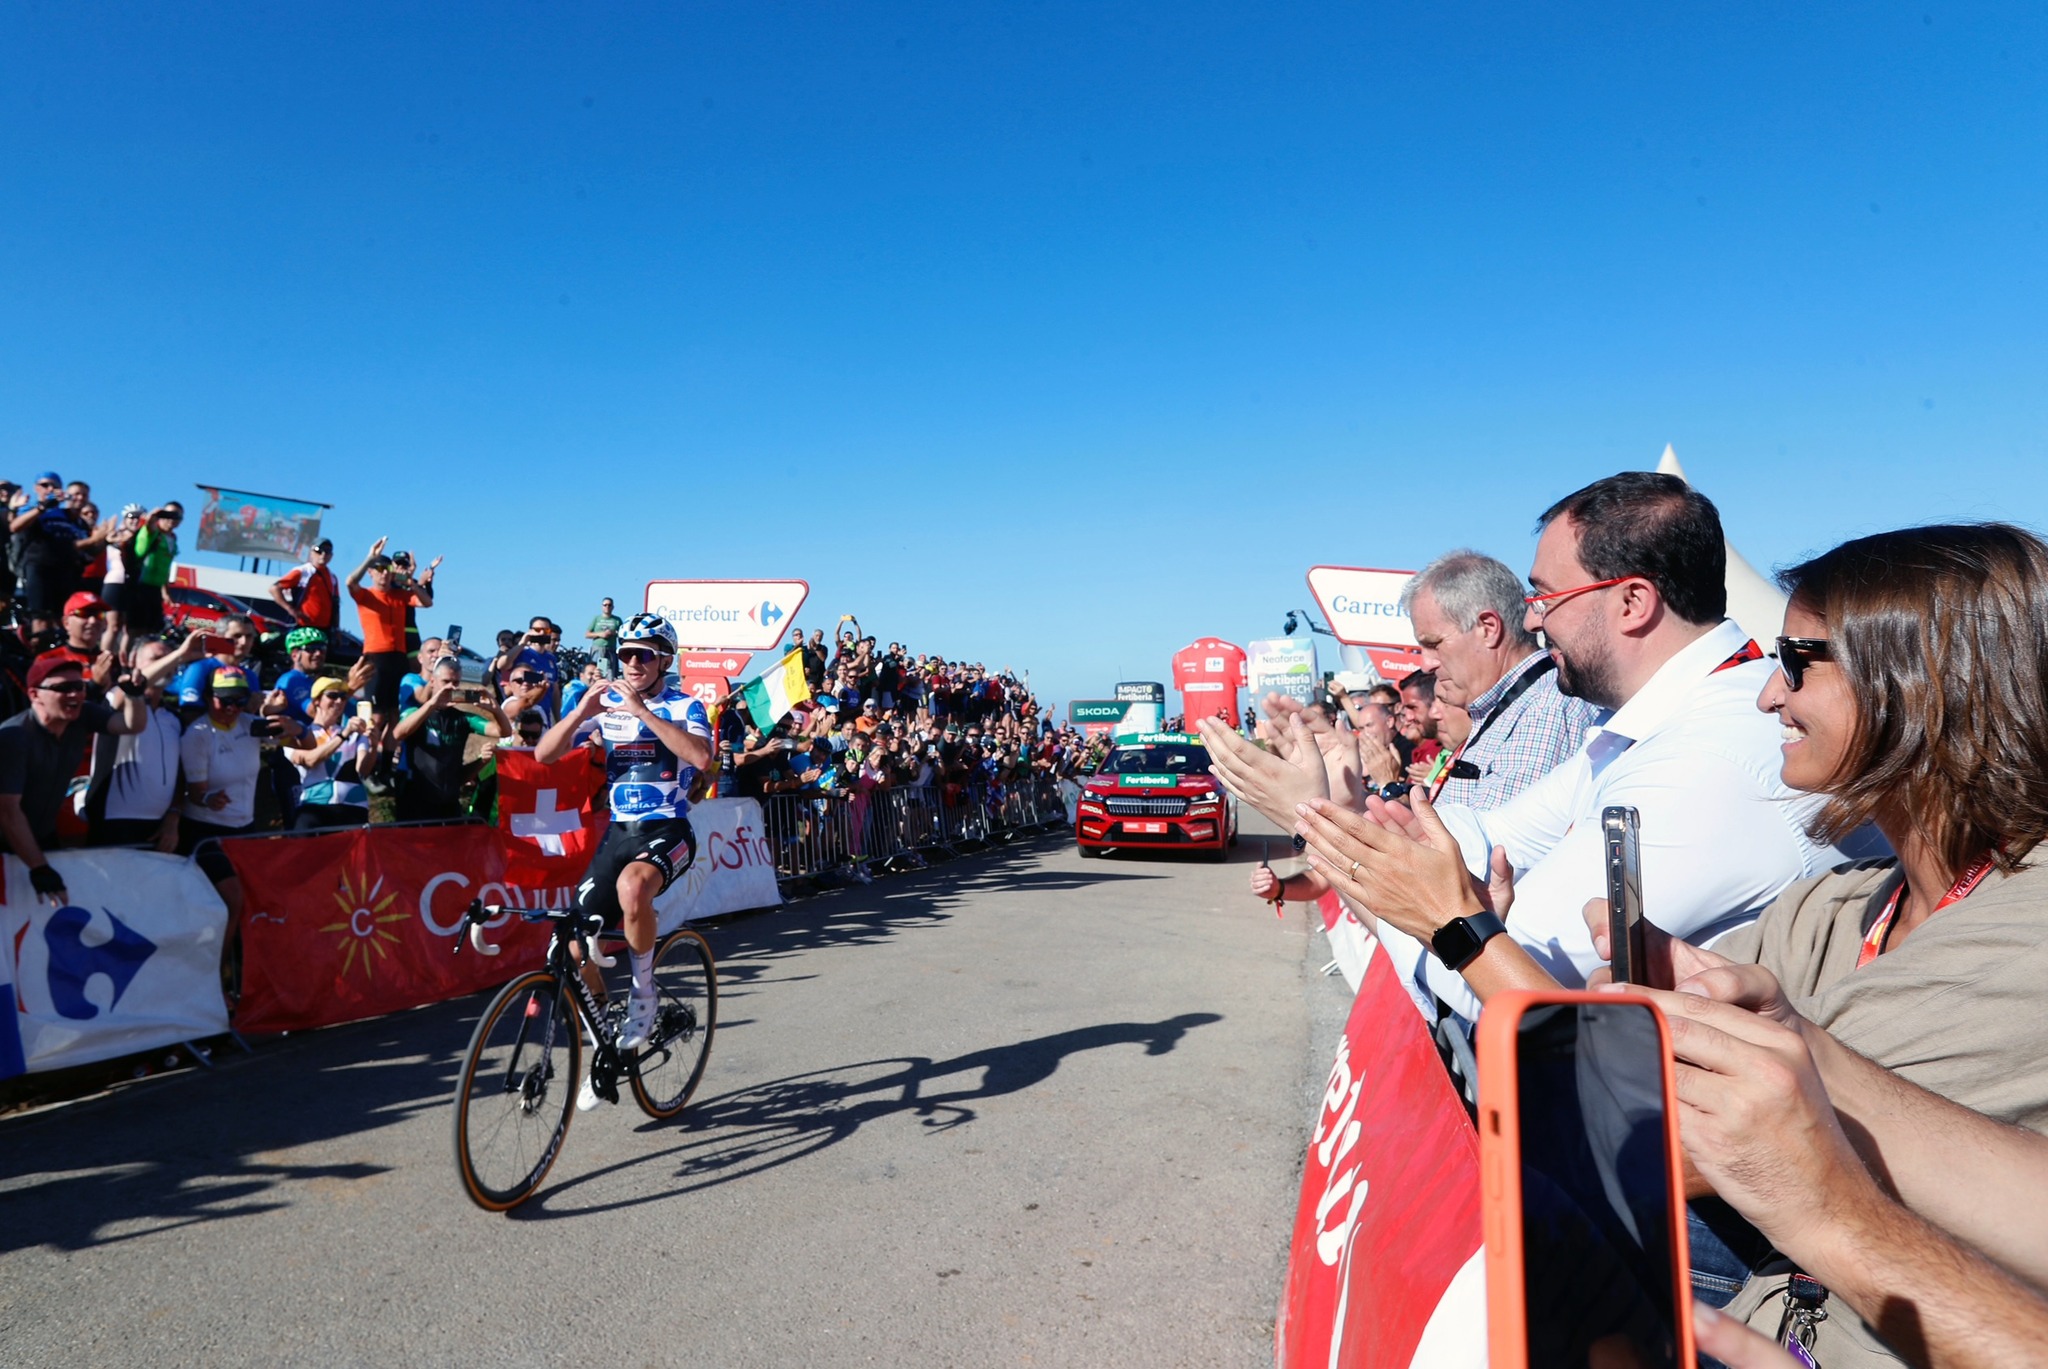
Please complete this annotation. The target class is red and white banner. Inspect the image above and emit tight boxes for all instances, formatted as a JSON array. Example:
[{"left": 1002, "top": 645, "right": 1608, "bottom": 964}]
[
  {"left": 227, "top": 824, "right": 567, "bottom": 1035},
  {"left": 1277, "top": 930, "right": 1486, "bottom": 1369},
  {"left": 0, "top": 852, "right": 231, "bottom": 1078},
  {"left": 493, "top": 744, "right": 609, "bottom": 887}
]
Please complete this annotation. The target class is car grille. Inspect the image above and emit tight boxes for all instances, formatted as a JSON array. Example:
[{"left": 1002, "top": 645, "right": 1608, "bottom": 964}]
[{"left": 1104, "top": 796, "right": 1188, "bottom": 817}]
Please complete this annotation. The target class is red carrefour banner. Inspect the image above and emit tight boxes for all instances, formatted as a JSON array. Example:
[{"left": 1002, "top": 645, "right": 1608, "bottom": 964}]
[
  {"left": 227, "top": 822, "right": 591, "bottom": 1035},
  {"left": 1277, "top": 932, "right": 1485, "bottom": 1368},
  {"left": 1170, "top": 637, "right": 1247, "bottom": 727}
]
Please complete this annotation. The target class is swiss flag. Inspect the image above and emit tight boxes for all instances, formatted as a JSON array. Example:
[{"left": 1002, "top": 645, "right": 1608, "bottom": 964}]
[{"left": 494, "top": 745, "right": 610, "bottom": 887}]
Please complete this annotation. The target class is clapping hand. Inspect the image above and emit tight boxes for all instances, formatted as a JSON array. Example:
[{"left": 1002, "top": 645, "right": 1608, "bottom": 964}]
[{"left": 1198, "top": 715, "right": 1329, "bottom": 827}]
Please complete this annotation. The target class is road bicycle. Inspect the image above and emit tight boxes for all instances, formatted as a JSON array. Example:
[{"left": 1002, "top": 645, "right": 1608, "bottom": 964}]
[{"left": 450, "top": 898, "right": 717, "bottom": 1211}]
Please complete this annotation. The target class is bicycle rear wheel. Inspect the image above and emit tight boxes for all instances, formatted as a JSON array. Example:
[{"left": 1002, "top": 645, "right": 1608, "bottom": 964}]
[
  {"left": 627, "top": 928, "right": 718, "bottom": 1120},
  {"left": 453, "top": 970, "right": 583, "bottom": 1211}
]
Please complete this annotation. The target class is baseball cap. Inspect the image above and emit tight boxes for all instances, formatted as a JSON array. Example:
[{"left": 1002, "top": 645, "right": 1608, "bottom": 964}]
[
  {"left": 26, "top": 651, "right": 84, "bottom": 692},
  {"left": 210, "top": 665, "right": 252, "bottom": 698},
  {"left": 366, "top": 554, "right": 393, "bottom": 570},
  {"left": 36, "top": 471, "right": 61, "bottom": 486},
  {"left": 63, "top": 591, "right": 107, "bottom": 617},
  {"left": 310, "top": 677, "right": 352, "bottom": 700},
  {"left": 314, "top": 538, "right": 334, "bottom": 554}
]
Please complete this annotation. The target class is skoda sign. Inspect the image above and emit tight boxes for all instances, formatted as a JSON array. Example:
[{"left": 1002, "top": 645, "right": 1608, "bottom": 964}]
[{"left": 643, "top": 579, "right": 811, "bottom": 651}]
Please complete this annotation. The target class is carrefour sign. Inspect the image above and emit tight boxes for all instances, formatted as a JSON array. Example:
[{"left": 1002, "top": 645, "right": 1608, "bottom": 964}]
[
  {"left": 643, "top": 579, "right": 811, "bottom": 651},
  {"left": 1306, "top": 566, "right": 1418, "bottom": 648}
]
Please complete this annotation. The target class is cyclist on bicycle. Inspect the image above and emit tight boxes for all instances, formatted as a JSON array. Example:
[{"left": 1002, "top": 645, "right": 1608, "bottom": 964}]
[{"left": 534, "top": 611, "right": 712, "bottom": 1067}]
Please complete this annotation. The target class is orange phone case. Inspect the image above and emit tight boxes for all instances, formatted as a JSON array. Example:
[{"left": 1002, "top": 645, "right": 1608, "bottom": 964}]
[{"left": 1476, "top": 988, "right": 1696, "bottom": 1369}]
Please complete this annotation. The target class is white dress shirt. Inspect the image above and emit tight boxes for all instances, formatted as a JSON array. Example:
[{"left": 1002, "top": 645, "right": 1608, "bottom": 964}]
[{"left": 1398, "top": 619, "right": 1881, "bottom": 1023}]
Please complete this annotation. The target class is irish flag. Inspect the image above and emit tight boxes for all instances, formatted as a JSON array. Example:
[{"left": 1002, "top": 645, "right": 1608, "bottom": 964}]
[{"left": 740, "top": 649, "right": 811, "bottom": 727}]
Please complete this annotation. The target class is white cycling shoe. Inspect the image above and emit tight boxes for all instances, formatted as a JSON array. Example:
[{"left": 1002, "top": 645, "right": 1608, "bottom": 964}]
[
  {"left": 577, "top": 1069, "right": 607, "bottom": 1112},
  {"left": 620, "top": 991, "right": 658, "bottom": 1052}
]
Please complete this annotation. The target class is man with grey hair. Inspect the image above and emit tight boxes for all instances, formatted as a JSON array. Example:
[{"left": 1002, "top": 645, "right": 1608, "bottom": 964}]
[{"left": 1399, "top": 548, "right": 1602, "bottom": 808}]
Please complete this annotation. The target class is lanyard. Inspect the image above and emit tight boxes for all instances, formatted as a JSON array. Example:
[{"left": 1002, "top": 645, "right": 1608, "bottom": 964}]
[
  {"left": 1857, "top": 855, "right": 1995, "bottom": 968},
  {"left": 1426, "top": 655, "right": 1556, "bottom": 801}
]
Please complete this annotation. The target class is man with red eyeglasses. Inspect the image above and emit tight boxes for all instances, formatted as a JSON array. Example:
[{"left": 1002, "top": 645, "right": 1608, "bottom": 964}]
[
  {"left": 0, "top": 652, "right": 150, "bottom": 904},
  {"left": 1202, "top": 472, "right": 1881, "bottom": 1033}
]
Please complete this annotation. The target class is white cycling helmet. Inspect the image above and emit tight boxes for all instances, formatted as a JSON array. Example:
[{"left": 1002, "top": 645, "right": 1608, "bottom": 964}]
[{"left": 618, "top": 611, "right": 679, "bottom": 656}]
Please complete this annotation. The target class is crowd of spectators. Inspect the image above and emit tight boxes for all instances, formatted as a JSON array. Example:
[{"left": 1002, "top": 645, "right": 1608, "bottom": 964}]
[
  {"left": 1210, "top": 472, "right": 2048, "bottom": 1367},
  {"left": 716, "top": 624, "right": 1071, "bottom": 804},
  {"left": 0, "top": 501, "right": 1063, "bottom": 912}
]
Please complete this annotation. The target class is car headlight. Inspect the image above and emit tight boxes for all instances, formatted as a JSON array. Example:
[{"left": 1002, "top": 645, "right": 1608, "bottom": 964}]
[{"left": 1187, "top": 791, "right": 1221, "bottom": 807}]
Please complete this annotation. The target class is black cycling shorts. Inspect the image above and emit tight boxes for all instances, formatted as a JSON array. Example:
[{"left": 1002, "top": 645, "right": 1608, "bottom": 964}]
[{"left": 574, "top": 816, "right": 696, "bottom": 929}]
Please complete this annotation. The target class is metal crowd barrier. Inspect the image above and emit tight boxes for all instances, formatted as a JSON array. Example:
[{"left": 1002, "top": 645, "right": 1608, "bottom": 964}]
[{"left": 753, "top": 774, "right": 1070, "bottom": 889}]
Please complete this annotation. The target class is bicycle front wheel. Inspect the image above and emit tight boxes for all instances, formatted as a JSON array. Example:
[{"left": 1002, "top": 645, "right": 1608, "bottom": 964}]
[
  {"left": 628, "top": 928, "right": 718, "bottom": 1120},
  {"left": 453, "top": 970, "right": 583, "bottom": 1211}
]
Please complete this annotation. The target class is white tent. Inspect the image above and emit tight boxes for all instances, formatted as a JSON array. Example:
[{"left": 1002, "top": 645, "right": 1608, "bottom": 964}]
[{"left": 1655, "top": 444, "right": 1788, "bottom": 644}]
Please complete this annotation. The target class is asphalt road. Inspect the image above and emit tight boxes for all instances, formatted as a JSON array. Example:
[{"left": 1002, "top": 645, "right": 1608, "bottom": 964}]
[{"left": 0, "top": 826, "right": 1336, "bottom": 1368}]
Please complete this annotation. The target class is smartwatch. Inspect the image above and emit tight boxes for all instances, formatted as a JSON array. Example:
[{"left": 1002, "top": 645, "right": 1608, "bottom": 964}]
[{"left": 1430, "top": 911, "right": 1507, "bottom": 972}]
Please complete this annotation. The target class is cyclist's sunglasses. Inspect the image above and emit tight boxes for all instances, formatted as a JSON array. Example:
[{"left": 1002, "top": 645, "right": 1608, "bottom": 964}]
[
  {"left": 1775, "top": 637, "right": 1833, "bottom": 691},
  {"left": 617, "top": 647, "right": 663, "bottom": 665}
]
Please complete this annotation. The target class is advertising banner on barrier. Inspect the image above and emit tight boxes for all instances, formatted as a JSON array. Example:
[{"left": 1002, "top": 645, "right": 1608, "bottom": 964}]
[
  {"left": 644, "top": 579, "right": 811, "bottom": 651},
  {"left": 654, "top": 798, "right": 782, "bottom": 932},
  {"left": 1248, "top": 637, "right": 1319, "bottom": 713},
  {"left": 227, "top": 825, "right": 562, "bottom": 1035},
  {"left": 0, "top": 852, "right": 231, "bottom": 1078},
  {"left": 1277, "top": 930, "right": 1486, "bottom": 1369}
]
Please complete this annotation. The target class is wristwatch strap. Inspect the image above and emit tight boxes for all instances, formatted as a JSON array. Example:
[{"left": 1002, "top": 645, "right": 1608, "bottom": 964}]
[{"left": 1431, "top": 911, "right": 1507, "bottom": 972}]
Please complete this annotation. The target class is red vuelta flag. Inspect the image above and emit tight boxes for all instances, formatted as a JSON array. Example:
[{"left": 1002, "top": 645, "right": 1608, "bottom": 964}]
[{"left": 493, "top": 744, "right": 609, "bottom": 889}]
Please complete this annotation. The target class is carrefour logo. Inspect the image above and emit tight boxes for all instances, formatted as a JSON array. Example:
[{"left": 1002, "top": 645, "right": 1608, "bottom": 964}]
[
  {"left": 748, "top": 601, "right": 785, "bottom": 628},
  {"left": 1330, "top": 595, "right": 1405, "bottom": 618}
]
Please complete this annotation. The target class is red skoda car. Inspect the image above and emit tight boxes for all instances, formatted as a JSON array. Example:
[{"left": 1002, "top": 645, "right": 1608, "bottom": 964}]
[{"left": 1075, "top": 733, "right": 1238, "bottom": 861}]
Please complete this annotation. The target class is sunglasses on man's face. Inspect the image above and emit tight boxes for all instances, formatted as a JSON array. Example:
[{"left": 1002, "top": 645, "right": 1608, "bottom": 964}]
[
  {"left": 510, "top": 674, "right": 545, "bottom": 687},
  {"left": 39, "top": 680, "right": 87, "bottom": 697},
  {"left": 617, "top": 648, "right": 661, "bottom": 666},
  {"left": 1775, "top": 637, "right": 1834, "bottom": 691}
]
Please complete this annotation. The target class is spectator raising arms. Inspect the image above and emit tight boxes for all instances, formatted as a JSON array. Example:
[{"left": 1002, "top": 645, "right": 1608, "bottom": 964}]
[
  {"left": 82, "top": 634, "right": 207, "bottom": 850},
  {"left": 346, "top": 536, "right": 432, "bottom": 782}
]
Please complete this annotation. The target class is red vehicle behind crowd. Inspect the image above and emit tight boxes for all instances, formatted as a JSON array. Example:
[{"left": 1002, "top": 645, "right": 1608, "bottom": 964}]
[{"left": 1074, "top": 732, "right": 1238, "bottom": 861}]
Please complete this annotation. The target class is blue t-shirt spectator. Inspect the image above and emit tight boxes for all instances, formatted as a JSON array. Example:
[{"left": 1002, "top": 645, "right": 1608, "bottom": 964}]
[{"left": 274, "top": 667, "right": 318, "bottom": 725}]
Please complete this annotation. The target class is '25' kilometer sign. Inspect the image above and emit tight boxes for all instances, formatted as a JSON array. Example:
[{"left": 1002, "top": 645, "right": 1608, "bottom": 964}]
[{"left": 643, "top": 579, "right": 811, "bottom": 653}]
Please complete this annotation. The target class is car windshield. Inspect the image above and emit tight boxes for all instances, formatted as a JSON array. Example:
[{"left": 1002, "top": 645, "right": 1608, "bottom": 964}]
[
  {"left": 166, "top": 586, "right": 215, "bottom": 607},
  {"left": 1099, "top": 744, "right": 1211, "bottom": 777},
  {"left": 235, "top": 596, "right": 293, "bottom": 620}
]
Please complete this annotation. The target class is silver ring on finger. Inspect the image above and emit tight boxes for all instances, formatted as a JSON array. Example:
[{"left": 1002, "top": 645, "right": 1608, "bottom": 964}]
[{"left": 1348, "top": 859, "right": 1362, "bottom": 878}]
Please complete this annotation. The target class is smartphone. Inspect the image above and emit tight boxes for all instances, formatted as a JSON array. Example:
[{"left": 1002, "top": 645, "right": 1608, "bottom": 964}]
[
  {"left": 454, "top": 686, "right": 485, "bottom": 705},
  {"left": 446, "top": 624, "right": 463, "bottom": 652},
  {"left": 1478, "top": 990, "right": 1694, "bottom": 1369},
  {"left": 201, "top": 632, "right": 235, "bottom": 655},
  {"left": 1602, "top": 805, "right": 1647, "bottom": 986},
  {"left": 356, "top": 700, "right": 373, "bottom": 724}
]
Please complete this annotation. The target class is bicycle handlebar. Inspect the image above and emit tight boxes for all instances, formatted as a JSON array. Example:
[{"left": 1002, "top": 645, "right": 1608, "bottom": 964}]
[{"left": 453, "top": 897, "right": 613, "bottom": 968}]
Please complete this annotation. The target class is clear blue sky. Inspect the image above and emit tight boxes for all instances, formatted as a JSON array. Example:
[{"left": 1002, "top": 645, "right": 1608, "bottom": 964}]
[{"left": 3, "top": 4, "right": 2043, "bottom": 710}]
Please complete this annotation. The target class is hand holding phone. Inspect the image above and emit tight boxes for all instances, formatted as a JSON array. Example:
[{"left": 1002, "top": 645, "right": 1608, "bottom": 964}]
[
  {"left": 1602, "top": 805, "right": 1647, "bottom": 986},
  {"left": 201, "top": 632, "right": 236, "bottom": 655},
  {"left": 1478, "top": 990, "right": 1694, "bottom": 1369}
]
